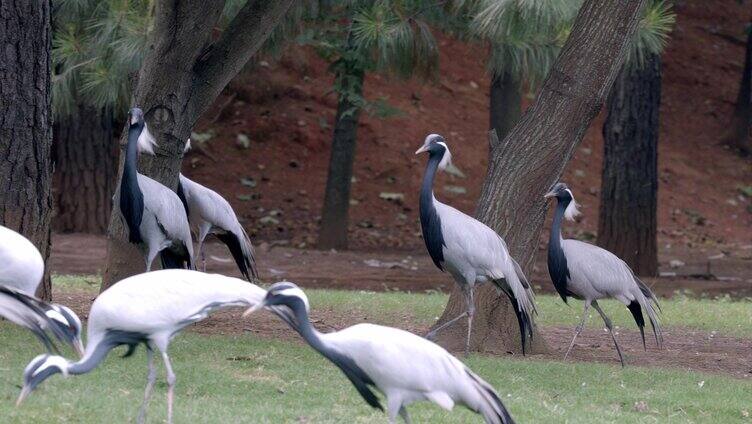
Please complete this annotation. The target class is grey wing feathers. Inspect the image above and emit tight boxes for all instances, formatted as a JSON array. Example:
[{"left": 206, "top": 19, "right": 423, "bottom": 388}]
[
  {"left": 464, "top": 367, "right": 515, "bottom": 424},
  {"left": 0, "top": 286, "right": 62, "bottom": 353},
  {"left": 138, "top": 175, "right": 194, "bottom": 257}
]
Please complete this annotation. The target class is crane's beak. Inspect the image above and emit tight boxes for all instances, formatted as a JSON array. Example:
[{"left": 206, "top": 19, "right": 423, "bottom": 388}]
[
  {"left": 242, "top": 301, "right": 267, "bottom": 318},
  {"left": 543, "top": 191, "right": 556, "bottom": 199},
  {"left": 415, "top": 145, "right": 429, "bottom": 155},
  {"left": 73, "top": 339, "right": 85, "bottom": 358},
  {"left": 16, "top": 386, "right": 30, "bottom": 407}
]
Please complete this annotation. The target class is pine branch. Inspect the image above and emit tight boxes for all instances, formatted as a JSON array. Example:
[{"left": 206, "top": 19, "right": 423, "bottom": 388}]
[{"left": 190, "top": 0, "right": 296, "bottom": 117}]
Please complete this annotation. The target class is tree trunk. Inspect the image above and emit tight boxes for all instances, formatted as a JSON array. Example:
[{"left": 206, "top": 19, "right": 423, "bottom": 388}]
[
  {"left": 489, "top": 71, "right": 521, "bottom": 141},
  {"left": 432, "top": 0, "right": 647, "bottom": 354},
  {"left": 317, "top": 67, "right": 365, "bottom": 250},
  {"left": 728, "top": 23, "right": 752, "bottom": 156},
  {"left": 53, "top": 105, "right": 115, "bottom": 233},
  {"left": 598, "top": 55, "right": 661, "bottom": 276},
  {"left": 101, "top": 0, "right": 295, "bottom": 290},
  {"left": 0, "top": 0, "right": 53, "bottom": 300}
]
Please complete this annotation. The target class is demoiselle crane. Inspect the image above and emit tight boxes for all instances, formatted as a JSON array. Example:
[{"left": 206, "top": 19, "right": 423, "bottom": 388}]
[
  {"left": 0, "top": 224, "right": 45, "bottom": 295},
  {"left": 177, "top": 170, "right": 258, "bottom": 280},
  {"left": 245, "top": 282, "right": 515, "bottom": 424},
  {"left": 0, "top": 284, "right": 84, "bottom": 356},
  {"left": 544, "top": 182, "right": 663, "bottom": 366},
  {"left": 415, "top": 134, "right": 536, "bottom": 355},
  {"left": 118, "top": 108, "right": 194, "bottom": 271},
  {"left": 17, "top": 269, "right": 266, "bottom": 424}
]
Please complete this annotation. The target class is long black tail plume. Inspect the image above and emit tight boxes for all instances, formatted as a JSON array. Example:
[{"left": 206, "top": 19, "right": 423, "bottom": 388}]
[
  {"left": 627, "top": 301, "right": 647, "bottom": 350},
  {"left": 494, "top": 280, "right": 532, "bottom": 355},
  {"left": 160, "top": 248, "right": 191, "bottom": 270},
  {"left": 216, "top": 232, "right": 254, "bottom": 281},
  {"left": 465, "top": 369, "right": 516, "bottom": 424}
]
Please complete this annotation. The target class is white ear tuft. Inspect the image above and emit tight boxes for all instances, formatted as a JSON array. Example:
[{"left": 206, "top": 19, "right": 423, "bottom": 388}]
[
  {"left": 563, "top": 190, "right": 580, "bottom": 221},
  {"left": 437, "top": 141, "right": 452, "bottom": 170},
  {"left": 137, "top": 123, "right": 158, "bottom": 155},
  {"left": 184, "top": 138, "right": 192, "bottom": 153}
]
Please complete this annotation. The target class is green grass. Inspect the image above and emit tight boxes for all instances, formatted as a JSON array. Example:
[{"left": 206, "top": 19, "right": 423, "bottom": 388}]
[
  {"left": 52, "top": 275, "right": 752, "bottom": 337},
  {"left": 1, "top": 324, "right": 750, "bottom": 423}
]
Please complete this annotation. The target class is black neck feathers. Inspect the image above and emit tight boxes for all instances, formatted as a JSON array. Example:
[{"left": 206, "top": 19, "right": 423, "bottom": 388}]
[
  {"left": 547, "top": 199, "right": 571, "bottom": 302},
  {"left": 119, "top": 124, "right": 145, "bottom": 243},
  {"left": 419, "top": 151, "right": 446, "bottom": 271}
]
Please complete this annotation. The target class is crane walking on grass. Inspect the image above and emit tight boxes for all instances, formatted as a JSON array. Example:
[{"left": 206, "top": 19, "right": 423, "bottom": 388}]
[
  {"left": 17, "top": 270, "right": 266, "bottom": 424},
  {"left": 544, "top": 182, "right": 663, "bottom": 366},
  {"left": 176, "top": 149, "right": 258, "bottom": 280},
  {"left": 245, "top": 282, "right": 515, "bottom": 424},
  {"left": 415, "top": 134, "right": 536, "bottom": 356},
  {"left": 0, "top": 284, "right": 84, "bottom": 357},
  {"left": 117, "top": 108, "right": 194, "bottom": 271}
]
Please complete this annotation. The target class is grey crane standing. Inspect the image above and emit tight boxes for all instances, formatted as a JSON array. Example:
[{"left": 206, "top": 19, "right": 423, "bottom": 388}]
[
  {"left": 415, "top": 134, "right": 536, "bottom": 356},
  {"left": 246, "top": 282, "right": 515, "bottom": 424},
  {"left": 17, "top": 269, "right": 266, "bottom": 424},
  {"left": 176, "top": 171, "right": 258, "bottom": 281},
  {"left": 118, "top": 108, "right": 194, "bottom": 271},
  {"left": 544, "top": 182, "right": 663, "bottom": 366}
]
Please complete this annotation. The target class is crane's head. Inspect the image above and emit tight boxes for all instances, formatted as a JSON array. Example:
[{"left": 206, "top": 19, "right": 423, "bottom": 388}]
[
  {"left": 243, "top": 282, "right": 310, "bottom": 328},
  {"left": 45, "top": 304, "right": 85, "bottom": 358},
  {"left": 415, "top": 134, "right": 452, "bottom": 170},
  {"left": 544, "top": 182, "right": 580, "bottom": 220},
  {"left": 127, "top": 107, "right": 157, "bottom": 155},
  {"left": 17, "top": 354, "right": 69, "bottom": 406}
]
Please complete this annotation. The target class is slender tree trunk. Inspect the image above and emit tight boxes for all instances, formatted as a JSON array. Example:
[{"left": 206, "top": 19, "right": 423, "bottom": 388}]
[
  {"left": 317, "top": 66, "right": 365, "bottom": 250},
  {"left": 101, "top": 0, "right": 295, "bottom": 290},
  {"left": 0, "top": 0, "right": 53, "bottom": 300},
  {"left": 53, "top": 105, "right": 115, "bottom": 233},
  {"left": 598, "top": 55, "right": 661, "bottom": 276},
  {"left": 729, "top": 23, "right": 752, "bottom": 156},
  {"left": 489, "top": 71, "right": 521, "bottom": 141},
  {"left": 432, "top": 0, "right": 647, "bottom": 354}
]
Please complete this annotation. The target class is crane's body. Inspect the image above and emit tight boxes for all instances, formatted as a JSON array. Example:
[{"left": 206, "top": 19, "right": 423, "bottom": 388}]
[
  {"left": 416, "top": 134, "right": 536, "bottom": 355},
  {"left": 248, "top": 282, "right": 515, "bottom": 424},
  {"left": 545, "top": 183, "right": 662, "bottom": 366},
  {"left": 0, "top": 284, "right": 83, "bottom": 356},
  {"left": 117, "top": 108, "right": 193, "bottom": 271},
  {"left": 177, "top": 174, "right": 258, "bottom": 280},
  {"left": 0, "top": 225, "right": 44, "bottom": 295},
  {"left": 18, "top": 269, "right": 266, "bottom": 424}
]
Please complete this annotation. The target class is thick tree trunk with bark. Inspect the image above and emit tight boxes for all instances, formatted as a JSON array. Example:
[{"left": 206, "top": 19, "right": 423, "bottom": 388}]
[
  {"left": 0, "top": 0, "right": 53, "bottom": 300},
  {"left": 489, "top": 71, "right": 521, "bottom": 141},
  {"left": 432, "top": 0, "right": 647, "bottom": 354},
  {"left": 102, "top": 0, "right": 295, "bottom": 290},
  {"left": 728, "top": 23, "right": 752, "bottom": 156},
  {"left": 318, "top": 67, "right": 364, "bottom": 250},
  {"left": 598, "top": 55, "right": 661, "bottom": 276},
  {"left": 53, "top": 105, "right": 115, "bottom": 233}
]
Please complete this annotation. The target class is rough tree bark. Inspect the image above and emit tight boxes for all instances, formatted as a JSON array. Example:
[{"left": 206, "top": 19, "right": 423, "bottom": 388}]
[
  {"left": 0, "top": 0, "right": 53, "bottom": 300},
  {"left": 598, "top": 54, "right": 661, "bottom": 276},
  {"left": 431, "top": 0, "right": 648, "bottom": 354},
  {"left": 489, "top": 71, "right": 521, "bottom": 140},
  {"left": 102, "top": 0, "right": 295, "bottom": 290},
  {"left": 728, "top": 22, "right": 752, "bottom": 156},
  {"left": 317, "top": 65, "right": 365, "bottom": 250},
  {"left": 53, "top": 105, "right": 115, "bottom": 233}
]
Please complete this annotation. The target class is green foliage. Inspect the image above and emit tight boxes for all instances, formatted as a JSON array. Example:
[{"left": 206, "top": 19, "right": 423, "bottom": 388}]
[
  {"left": 627, "top": 0, "right": 676, "bottom": 68},
  {"left": 300, "top": 1, "right": 439, "bottom": 118}
]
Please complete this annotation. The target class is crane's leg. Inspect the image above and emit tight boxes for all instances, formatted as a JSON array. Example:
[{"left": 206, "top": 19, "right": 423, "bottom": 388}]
[
  {"left": 137, "top": 346, "right": 157, "bottom": 424},
  {"left": 592, "top": 301, "right": 626, "bottom": 367},
  {"left": 465, "top": 286, "right": 475, "bottom": 357},
  {"left": 197, "top": 224, "right": 211, "bottom": 272},
  {"left": 425, "top": 286, "right": 471, "bottom": 341},
  {"left": 161, "top": 351, "right": 177, "bottom": 424},
  {"left": 399, "top": 406, "right": 412, "bottom": 424},
  {"left": 564, "top": 301, "right": 591, "bottom": 361},
  {"left": 145, "top": 247, "right": 159, "bottom": 272}
]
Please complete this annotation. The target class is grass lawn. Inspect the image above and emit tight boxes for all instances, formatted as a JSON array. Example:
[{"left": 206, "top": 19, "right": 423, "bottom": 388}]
[{"left": 0, "top": 275, "right": 749, "bottom": 422}]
